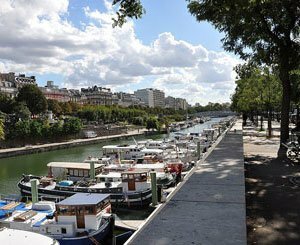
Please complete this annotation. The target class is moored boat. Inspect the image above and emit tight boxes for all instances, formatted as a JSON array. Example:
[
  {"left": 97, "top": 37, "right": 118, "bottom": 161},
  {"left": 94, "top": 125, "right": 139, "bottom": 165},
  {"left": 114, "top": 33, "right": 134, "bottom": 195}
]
[
  {"left": 0, "top": 193, "right": 114, "bottom": 245},
  {"left": 18, "top": 169, "right": 152, "bottom": 209},
  {"left": 0, "top": 227, "right": 60, "bottom": 245}
]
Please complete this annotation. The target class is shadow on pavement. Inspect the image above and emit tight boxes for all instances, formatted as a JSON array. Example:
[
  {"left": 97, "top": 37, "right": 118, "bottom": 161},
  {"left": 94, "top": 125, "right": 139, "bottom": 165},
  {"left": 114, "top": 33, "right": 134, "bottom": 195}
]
[{"left": 245, "top": 155, "right": 300, "bottom": 245}]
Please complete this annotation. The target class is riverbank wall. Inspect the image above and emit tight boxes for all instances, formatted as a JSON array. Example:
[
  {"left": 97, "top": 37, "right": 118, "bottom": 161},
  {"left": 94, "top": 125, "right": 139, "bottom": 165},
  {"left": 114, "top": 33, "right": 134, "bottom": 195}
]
[{"left": 0, "top": 129, "right": 148, "bottom": 159}]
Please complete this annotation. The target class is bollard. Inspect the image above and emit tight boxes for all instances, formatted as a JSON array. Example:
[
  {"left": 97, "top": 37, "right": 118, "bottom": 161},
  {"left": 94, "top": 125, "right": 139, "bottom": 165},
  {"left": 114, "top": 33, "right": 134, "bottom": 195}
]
[
  {"left": 150, "top": 172, "right": 158, "bottom": 206},
  {"left": 30, "top": 179, "right": 38, "bottom": 204},
  {"left": 90, "top": 162, "right": 95, "bottom": 180},
  {"left": 157, "top": 185, "right": 162, "bottom": 202},
  {"left": 197, "top": 141, "right": 201, "bottom": 160}
]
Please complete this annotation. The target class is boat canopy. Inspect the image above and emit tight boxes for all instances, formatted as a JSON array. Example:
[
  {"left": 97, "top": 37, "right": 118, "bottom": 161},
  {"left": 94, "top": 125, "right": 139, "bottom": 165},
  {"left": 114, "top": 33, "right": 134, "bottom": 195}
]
[
  {"left": 57, "top": 193, "right": 110, "bottom": 206},
  {"left": 140, "top": 149, "right": 164, "bottom": 154},
  {"left": 96, "top": 172, "right": 122, "bottom": 178},
  {"left": 102, "top": 144, "right": 143, "bottom": 150},
  {"left": 47, "top": 162, "right": 104, "bottom": 170}
]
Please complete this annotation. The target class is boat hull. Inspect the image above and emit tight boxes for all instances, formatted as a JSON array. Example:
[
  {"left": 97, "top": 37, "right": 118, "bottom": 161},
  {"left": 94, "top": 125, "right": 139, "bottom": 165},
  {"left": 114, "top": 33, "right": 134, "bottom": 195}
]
[
  {"left": 57, "top": 216, "right": 114, "bottom": 245},
  {"left": 18, "top": 176, "right": 152, "bottom": 209}
]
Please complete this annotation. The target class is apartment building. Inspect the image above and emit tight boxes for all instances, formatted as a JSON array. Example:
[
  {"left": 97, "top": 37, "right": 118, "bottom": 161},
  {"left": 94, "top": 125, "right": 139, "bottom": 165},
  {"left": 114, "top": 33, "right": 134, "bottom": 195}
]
[
  {"left": 0, "top": 72, "right": 36, "bottom": 98},
  {"left": 134, "top": 88, "right": 165, "bottom": 108},
  {"left": 81, "top": 86, "right": 113, "bottom": 105},
  {"left": 39, "top": 81, "right": 70, "bottom": 102}
]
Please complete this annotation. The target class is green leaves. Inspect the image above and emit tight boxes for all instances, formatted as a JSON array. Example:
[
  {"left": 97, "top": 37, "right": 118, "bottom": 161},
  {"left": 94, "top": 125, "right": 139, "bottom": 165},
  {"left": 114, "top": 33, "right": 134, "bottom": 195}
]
[
  {"left": 231, "top": 64, "right": 282, "bottom": 113},
  {"left": 112, "top": 0, "right": 145, "bottom": 27},
  {"left": 146, "top": 117, "right": 160, "bottom": 131},
  {"left": 0, "top": 119, "right": 5, "bottom": 140},
  {"left": 63, "top": 117, "right": 82, "bottom": 135},
  {"left": 16, "top": 85, "right": 47, "bottom": 116}
]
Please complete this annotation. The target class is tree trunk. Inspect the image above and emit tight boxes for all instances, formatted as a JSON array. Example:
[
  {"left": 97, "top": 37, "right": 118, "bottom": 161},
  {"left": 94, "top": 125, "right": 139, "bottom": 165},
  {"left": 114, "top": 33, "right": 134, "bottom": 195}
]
[
  {"left": 260, "top": 114, "right": 263, "bottom": 131},
  {"left": 297, "top": 105, "right": 299, "bottom": 124},
  {"left": 278, "top": 64, "right": 291, "bottom": 157},
  {"left": 242, "top": 113, "right": 247, "bottom": 126},
  {"left": 268, "top": 108, "right": 272, "bottom": 138}
]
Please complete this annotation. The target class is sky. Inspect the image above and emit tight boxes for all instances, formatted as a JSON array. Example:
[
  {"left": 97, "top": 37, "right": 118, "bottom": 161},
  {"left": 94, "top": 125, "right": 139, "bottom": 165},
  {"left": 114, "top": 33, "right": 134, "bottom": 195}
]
[{"left": 0, "top": 0, "right": 241, "bottom": 105}]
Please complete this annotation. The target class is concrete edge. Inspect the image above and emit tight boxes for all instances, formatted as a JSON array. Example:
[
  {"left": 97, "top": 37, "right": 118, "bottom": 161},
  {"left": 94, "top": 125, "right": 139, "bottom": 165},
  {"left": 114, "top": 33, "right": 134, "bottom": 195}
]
[{"left": 0, "top": 131, "right": 146, "bottom": 159}]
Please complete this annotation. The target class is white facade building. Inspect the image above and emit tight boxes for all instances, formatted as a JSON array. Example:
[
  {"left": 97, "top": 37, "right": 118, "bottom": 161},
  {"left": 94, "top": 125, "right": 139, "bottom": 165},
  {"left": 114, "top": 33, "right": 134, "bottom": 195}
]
[{"left": 134, "top": 88, "right": 165, "bottom": 108}]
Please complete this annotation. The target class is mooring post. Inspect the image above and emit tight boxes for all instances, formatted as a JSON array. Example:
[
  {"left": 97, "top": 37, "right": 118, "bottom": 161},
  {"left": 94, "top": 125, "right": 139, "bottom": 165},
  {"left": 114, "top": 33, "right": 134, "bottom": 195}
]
[
  {"left": 197, "top": 141, "right": 201, "bottom": 160},
  {"left": 150, "top": 171, "right": 158, "bottom": 206},
  {"left": 30, "top": 179, "right": 38, "bottom": 204},
  {"left": 90, "top": 162, "right": 95, "bottom": 180}
]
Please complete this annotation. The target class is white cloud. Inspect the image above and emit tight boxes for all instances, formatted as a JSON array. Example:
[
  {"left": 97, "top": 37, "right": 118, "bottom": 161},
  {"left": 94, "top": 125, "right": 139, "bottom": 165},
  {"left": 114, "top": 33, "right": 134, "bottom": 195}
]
[{"left": 0, "top": 0, "right": 240, "bottom": 105}]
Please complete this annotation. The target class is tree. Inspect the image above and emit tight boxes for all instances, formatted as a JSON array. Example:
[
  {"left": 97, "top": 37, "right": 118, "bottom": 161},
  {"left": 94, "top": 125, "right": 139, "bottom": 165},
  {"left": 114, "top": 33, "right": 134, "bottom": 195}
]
[
  {"left": 187, "top": 1, "right": 299, "bottom": 147},
  {"left": 112, "top": 0, "right": 300, "bottom": 154},
  {"left": 146, "top": 117, "right": 160, "bottom": 131},
  {"left": 0, "top": 94, "right": 14, "bottom": 114},
  {"left": 30, "top": 120, "right": 43, "bottom": 139},
  {"left": 16, "top": 85, "right": 47, "bottom": 116},
  {"left": 0, "top": 119, "right": 5, "bottom": 140},
  {"left": 63, "top": 117, "right": 82, "bottom": 135},
  {"left": 60, "top": 102, "right": 72, "bottom": 115},
  {"left": 14, "top": 120, "right": 31, "bottom": 139},
  {"left": 112, "top": 0, "right": 144, "bottom": 27},
  {"left": 47, "top": 99, "right": 62, "bottom": 116},
  {"left": 12, "top": 102, "right": 31, "bottom": 120},
  {"left": 49, "top": 121, "right": 63, "bottom": 138},
  {"left": 231, "top": 64, "right": 282, "bottom": 135}
]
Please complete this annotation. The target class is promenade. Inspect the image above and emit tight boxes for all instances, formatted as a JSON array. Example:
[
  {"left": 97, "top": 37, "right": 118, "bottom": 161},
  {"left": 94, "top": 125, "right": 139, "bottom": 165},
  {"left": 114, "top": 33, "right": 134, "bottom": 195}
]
[
  {"left": 127, "top": 121, "right": 246, "bottom": 245},
  {"left": 244, "top": 122, "right": 300, "bottom": 244},
  {"left": 0, "top": 129, "right": 147, "bottom": 159}
]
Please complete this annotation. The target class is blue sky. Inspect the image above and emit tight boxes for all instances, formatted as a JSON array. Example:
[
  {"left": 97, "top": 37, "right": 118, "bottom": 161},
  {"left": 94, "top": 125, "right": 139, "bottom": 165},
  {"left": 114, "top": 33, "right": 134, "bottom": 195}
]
[{"left": 0, "top": 0, "right": 239, "bottom": 105}]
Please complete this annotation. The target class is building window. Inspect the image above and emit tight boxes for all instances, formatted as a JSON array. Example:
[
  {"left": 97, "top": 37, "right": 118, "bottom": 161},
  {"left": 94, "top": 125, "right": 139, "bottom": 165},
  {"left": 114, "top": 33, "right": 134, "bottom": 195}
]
[{"left": 61, "top": 227, "right": 67, "bottom": 234}]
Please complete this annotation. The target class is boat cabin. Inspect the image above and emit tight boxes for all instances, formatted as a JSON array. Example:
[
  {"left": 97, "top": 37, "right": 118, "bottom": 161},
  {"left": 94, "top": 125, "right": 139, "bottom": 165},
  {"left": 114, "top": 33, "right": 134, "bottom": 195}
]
[
  {"left": 140, "top": 148, "right": 164, "bottom": 158},
  {"left": 102, "top": 144, "right": 144, "bottom": 160},
  {"left": 96, "top": 172, "right": 122, "bottom": 183},
  {"left": 133, "top": 163, "right": 166, "bottom": 173},
  {"left": 47, "top": 162, "right": 104, "bottom": 181},
  {"left": 203, "top": 128, "right": 219, "bottom": 141},
  {"left": 121, "top": 171, "right": 149, "bottom": 192},
  {"left": 55, "top": 193, "right": 111, "bottom": 232}
]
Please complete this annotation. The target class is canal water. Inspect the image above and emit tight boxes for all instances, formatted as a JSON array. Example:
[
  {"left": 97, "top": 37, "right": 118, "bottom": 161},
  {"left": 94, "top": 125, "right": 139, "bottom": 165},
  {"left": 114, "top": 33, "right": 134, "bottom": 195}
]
[{"left": 0, "top": 117, "right": 222, "bottom": 221}]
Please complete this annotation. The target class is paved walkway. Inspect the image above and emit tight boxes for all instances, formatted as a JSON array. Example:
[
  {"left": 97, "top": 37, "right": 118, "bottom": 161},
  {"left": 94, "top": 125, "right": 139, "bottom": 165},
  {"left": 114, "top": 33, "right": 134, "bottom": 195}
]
[
  {"left": 128, "top": 122, "right": 246, "bottom": 245},
  {"left": 244, "top": 122, "right": 300, "bottom": 244}
]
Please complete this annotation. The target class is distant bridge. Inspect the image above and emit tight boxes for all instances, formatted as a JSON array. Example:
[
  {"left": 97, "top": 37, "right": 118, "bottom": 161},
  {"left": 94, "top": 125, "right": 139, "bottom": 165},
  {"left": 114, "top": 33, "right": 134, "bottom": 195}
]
[{"left": 194, "top": 110, "right": 236, "bottom": 118}]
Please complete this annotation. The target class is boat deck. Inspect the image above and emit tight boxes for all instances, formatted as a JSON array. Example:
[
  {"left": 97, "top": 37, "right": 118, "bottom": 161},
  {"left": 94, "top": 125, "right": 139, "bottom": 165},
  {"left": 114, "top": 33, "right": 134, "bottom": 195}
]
[
  {"left": 0, "top": 201, "right": 54, "bottom": 227},
  {"left": 127, "top": 121, "right": 247, "bottom": 244}
]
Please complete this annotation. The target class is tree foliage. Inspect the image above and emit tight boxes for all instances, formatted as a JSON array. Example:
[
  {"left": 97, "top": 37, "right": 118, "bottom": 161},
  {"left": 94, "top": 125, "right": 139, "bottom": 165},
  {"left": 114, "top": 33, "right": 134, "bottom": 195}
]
[
  {"left": 47, "top": 99, "right": 62, "bottom": 116},
  {"left": 146, "top": 117, "right": 160, "bottom": 131},
  {"left": 63, "top": 117, "right": 82, "bottom": 135},
  {"left": 16, "top": 85, "right": 48, "bottom": 115},
  {"left": 12, "top": 102, "right": 31, "bottom": 120},
  {"left": 0, "top": 95, "right": 14, "bottom": 114},
  {"left": 112, "top": 0, "right": 144, "bottom": 27},
  {"left": 231, "top": 64, "right": 282, "bottom": 114},
  {"left": 111, "top": 0, "right": 300, "bottom": 146},
  {"left": 0, "top": 119, "right": 5, "bottom": 140}
]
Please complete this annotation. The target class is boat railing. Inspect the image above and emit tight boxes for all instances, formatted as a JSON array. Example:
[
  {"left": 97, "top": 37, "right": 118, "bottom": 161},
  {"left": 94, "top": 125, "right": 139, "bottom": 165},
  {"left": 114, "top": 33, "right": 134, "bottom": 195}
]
[
  {"left": 55, "top": 186, "right": 123, "bottom": 193},
  {"left": 0, "top": 193, "right": 22, "bottom": 203}
]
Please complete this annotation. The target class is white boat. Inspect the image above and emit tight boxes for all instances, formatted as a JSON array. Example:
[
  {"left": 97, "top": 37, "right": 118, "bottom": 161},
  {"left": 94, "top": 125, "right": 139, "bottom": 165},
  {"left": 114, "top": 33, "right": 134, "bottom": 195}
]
[
  {"left": 47, "top": 162, "right": 105, "bottom": 182},
  {"left": 0, "top": 227, "right": 60, "bottom": 245},
  {"left": 18, "top": 169, "right": 152, "bottom": 208},
  {"left": 0, "top": 193, "right": 114, "bottom": 245},
  {"left": 138, "top": 140, "right": 175, "bottom": 150},
  {"left": 203, "top": 128, "right": 219, "bottom": 141},
  {"left": 102, "top": 144, "right": 145, "bottom": 160}
]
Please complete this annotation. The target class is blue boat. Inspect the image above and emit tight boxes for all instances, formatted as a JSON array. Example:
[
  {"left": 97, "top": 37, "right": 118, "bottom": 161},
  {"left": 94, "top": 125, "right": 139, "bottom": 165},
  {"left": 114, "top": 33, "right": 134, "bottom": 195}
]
[{"left": 0, "top": 193, "right": 114, "bottom": 245}]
